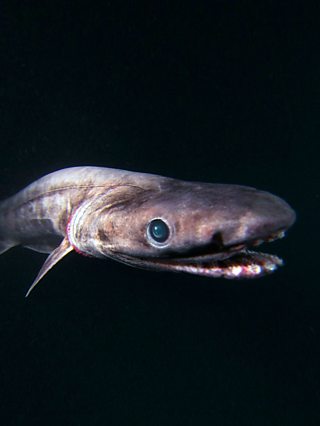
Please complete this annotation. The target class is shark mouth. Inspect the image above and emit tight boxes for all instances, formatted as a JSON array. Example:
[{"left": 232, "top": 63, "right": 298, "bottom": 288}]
[
  {"left": 116, "top": 230, "right": 287, "bottom": 279},
  {"left": 163, "top": 249, "right": 283, "bottom": 278}
]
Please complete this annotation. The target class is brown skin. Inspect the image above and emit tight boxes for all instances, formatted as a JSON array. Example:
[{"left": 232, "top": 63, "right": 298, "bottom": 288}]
[
  {"left": 0, "top": 167, "right": 295, "bottom": 296},
  {"left": 67, "top": 178, "right": 295, "bottom": 273}
]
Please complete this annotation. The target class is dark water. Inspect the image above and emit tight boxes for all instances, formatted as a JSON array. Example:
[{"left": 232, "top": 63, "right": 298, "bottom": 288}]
[{"left": 0, "top": 3, "right": 319, "bottom": 425}]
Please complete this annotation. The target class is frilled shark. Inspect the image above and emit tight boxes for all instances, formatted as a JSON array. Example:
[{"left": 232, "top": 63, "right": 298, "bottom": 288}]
[{"left": 0, "top": 167, "right": 296, "bottom": 296}]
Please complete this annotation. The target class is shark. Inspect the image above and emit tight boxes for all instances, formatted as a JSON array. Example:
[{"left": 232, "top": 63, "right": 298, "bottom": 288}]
[{"left": 0, "top": 167, "right": 296, "bottom": 296}]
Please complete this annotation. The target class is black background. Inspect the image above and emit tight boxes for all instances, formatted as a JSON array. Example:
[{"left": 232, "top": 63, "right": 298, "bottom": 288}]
[{"left": 0, "top": 2, "right": 319, "bottom": 425}]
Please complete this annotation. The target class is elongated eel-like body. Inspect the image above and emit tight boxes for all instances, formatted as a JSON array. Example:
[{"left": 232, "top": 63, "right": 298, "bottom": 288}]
[{"left": 0, "top": 166, "right": 295, "bottom": 296}]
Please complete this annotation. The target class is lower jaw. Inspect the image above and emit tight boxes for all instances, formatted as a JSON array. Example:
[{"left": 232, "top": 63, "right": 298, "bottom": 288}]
[{"left": 152, "top": 250, "right": 284, "bottom": 279}]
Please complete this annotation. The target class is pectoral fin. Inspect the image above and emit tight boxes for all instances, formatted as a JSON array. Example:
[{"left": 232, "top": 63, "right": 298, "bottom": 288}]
[{"left": 25, "top": 237, "right": 74, "bottom": 297}]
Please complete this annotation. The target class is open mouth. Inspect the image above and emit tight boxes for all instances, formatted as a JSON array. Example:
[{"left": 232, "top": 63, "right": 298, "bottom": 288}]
[
  {"left": 155, "top": 230, "right": 287, "bottom": 279},
  {"left": 116, "top": 229, "right": 288, "bottom": 279}
]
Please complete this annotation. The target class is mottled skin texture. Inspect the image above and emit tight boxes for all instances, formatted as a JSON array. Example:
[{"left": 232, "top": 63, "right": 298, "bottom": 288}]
[
  {"left": 0, "top": 167, "right": 296, "bottom": 296},
  {"left": 0, "top": 167, "right": 164, "bottom": 252}
]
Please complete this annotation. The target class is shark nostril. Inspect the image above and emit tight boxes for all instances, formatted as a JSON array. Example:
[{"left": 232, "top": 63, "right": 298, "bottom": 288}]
[{"left": 210, "top": 232, "right": 224, "bottom": 250}]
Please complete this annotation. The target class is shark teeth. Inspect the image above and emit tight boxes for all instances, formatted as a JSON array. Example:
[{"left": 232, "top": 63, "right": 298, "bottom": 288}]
[{"left": 168, "top": 250, "right": 283, "bottom": 279}]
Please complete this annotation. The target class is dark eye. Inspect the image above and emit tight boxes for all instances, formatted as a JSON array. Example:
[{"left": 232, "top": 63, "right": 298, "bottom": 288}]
[{"left": 147, "top": 219, "right": 170, "bottom": 244}]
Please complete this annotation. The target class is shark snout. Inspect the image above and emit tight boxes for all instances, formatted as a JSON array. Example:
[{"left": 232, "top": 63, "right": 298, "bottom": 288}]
[{"left": 213, "top": 189, "right": 296, "bottom": 247}]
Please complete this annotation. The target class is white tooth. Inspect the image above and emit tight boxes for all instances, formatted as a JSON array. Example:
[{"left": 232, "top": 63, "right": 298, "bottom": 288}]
[
  {"left": 247, "top": 264, "right": 262, "bottom": 274},
  {"left": 265, "top": 263, "right": 277, "bottom": 271},
  {"left": 230, "top": 266, "right": 243, "bottom": 276}
]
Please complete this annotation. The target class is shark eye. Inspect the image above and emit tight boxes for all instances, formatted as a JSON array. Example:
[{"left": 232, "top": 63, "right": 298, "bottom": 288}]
[{"left": 147, "top": 219, "right": 170, "bottom": 244}]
